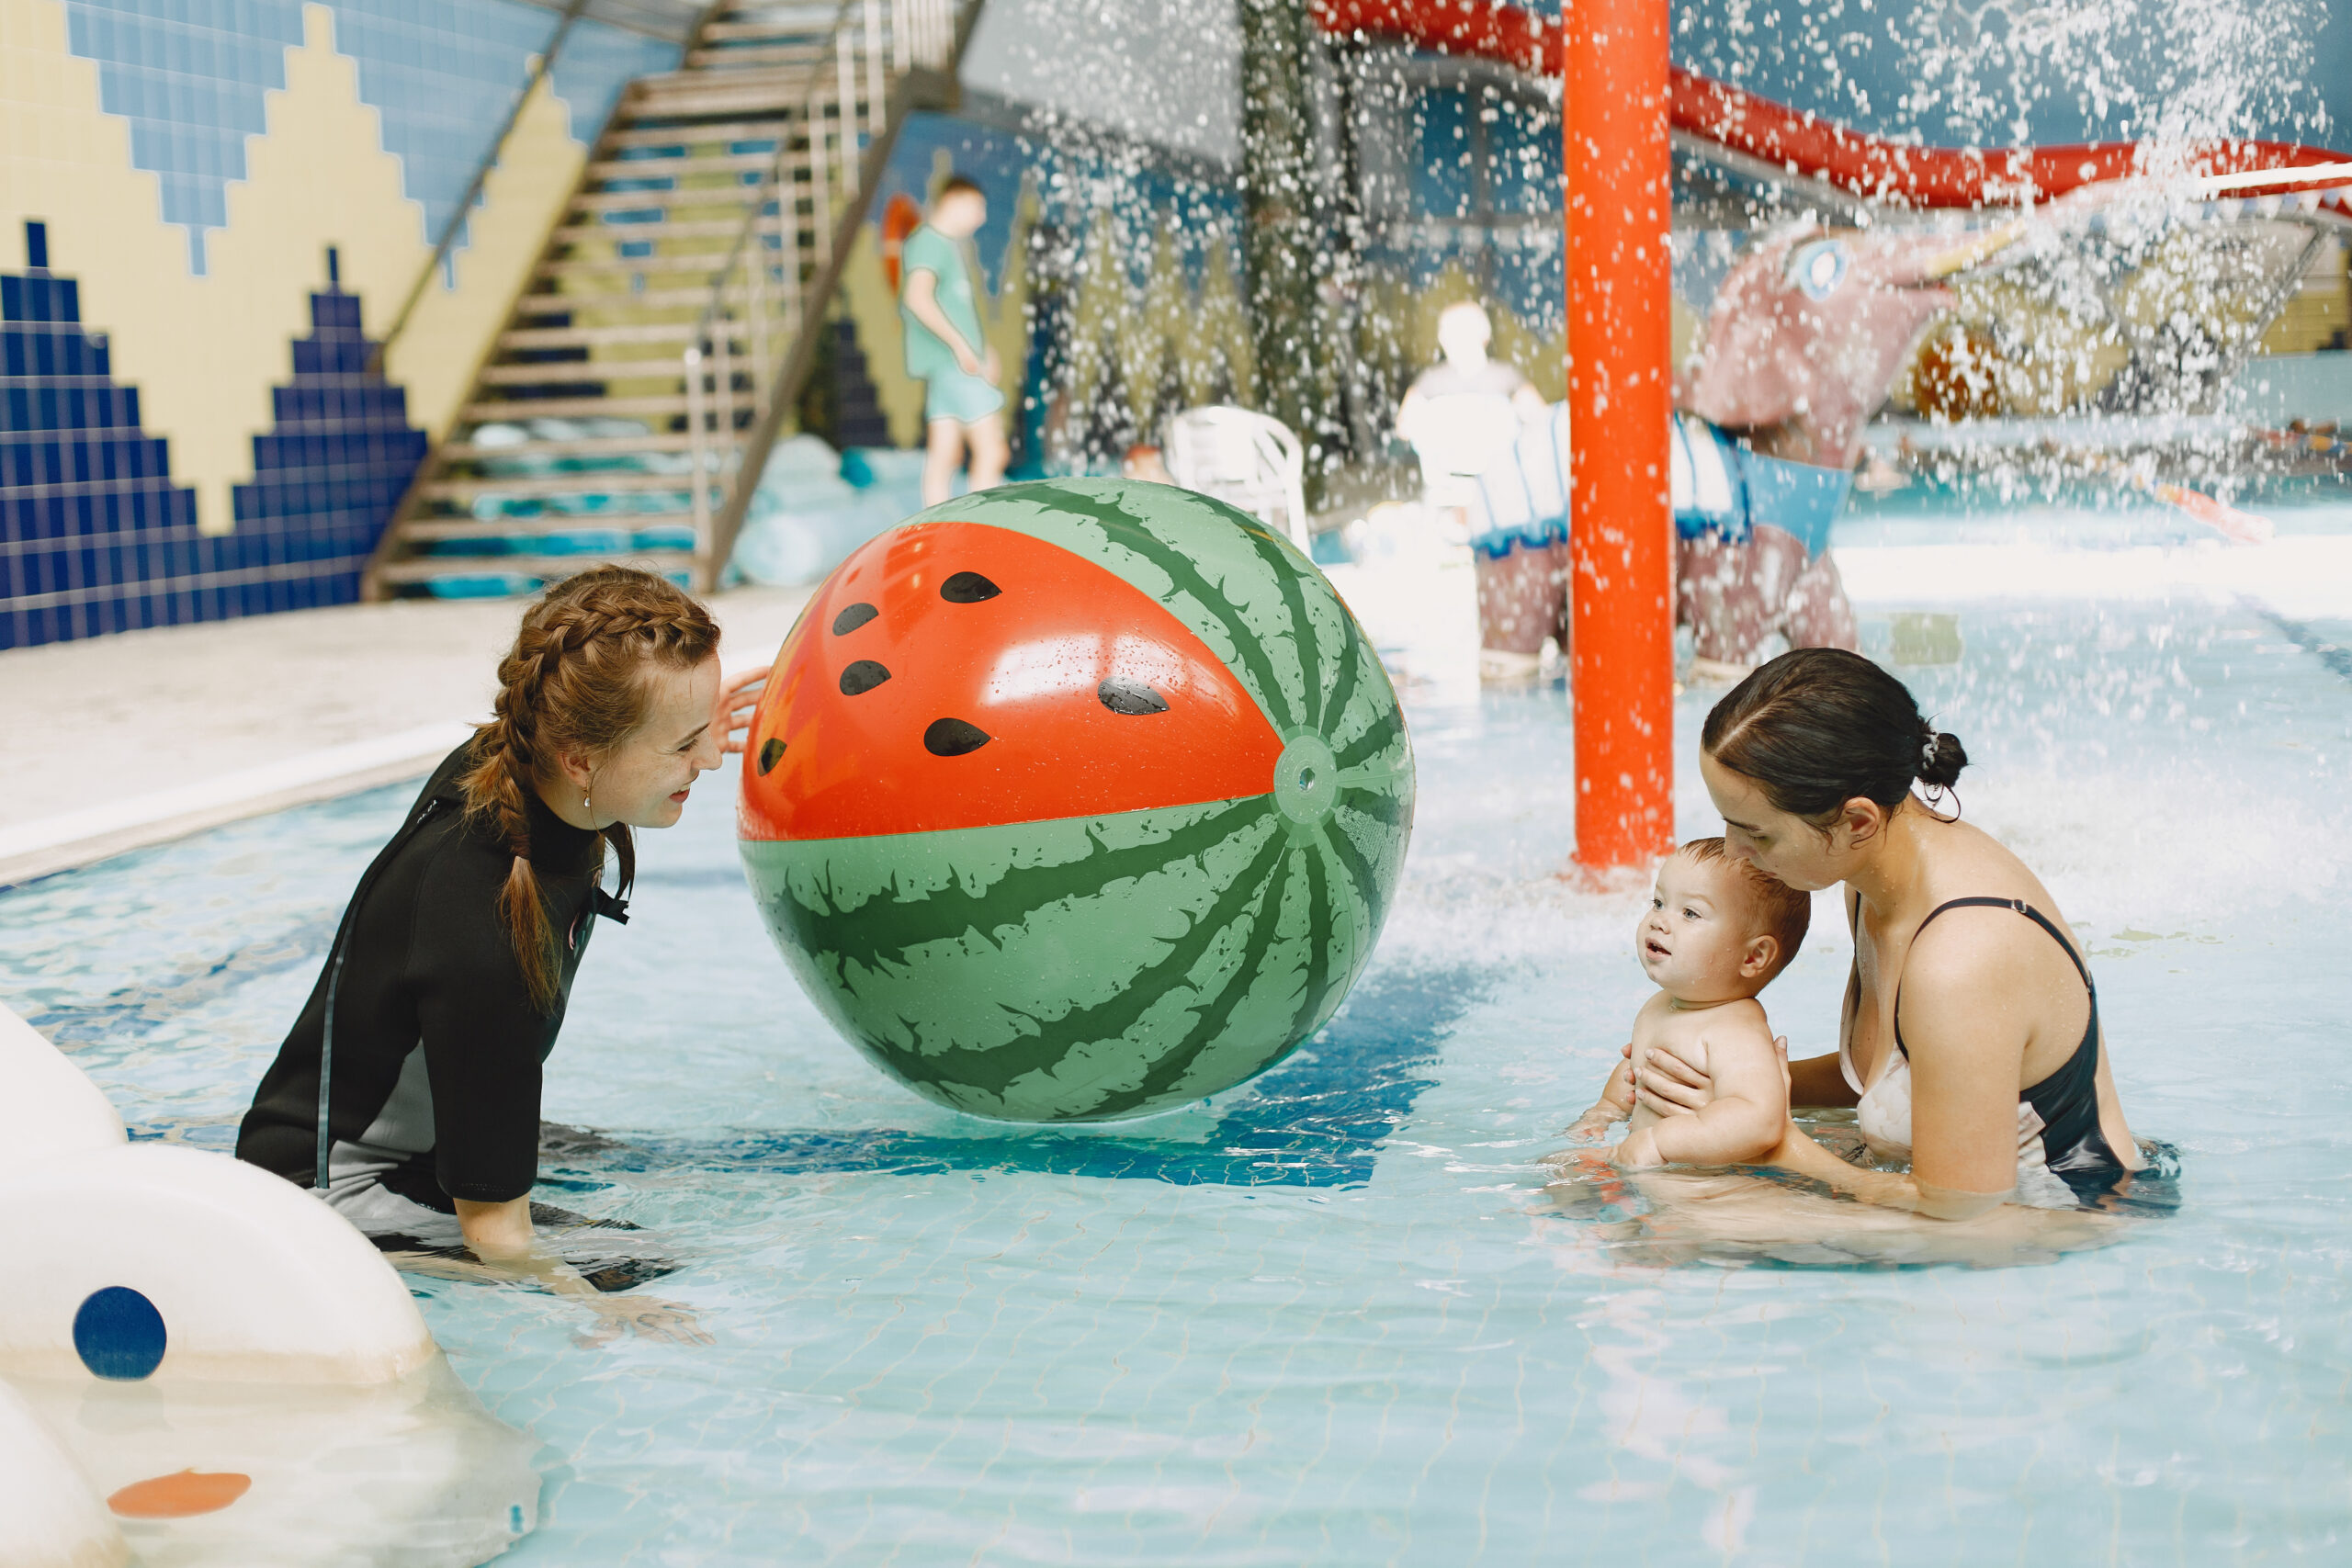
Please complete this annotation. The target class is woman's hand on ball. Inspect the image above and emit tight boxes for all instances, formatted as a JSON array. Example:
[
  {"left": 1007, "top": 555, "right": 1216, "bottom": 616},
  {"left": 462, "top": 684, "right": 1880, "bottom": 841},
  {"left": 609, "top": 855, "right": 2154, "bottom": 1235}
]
[{"left": 715, "top": 665, "right": 772, "bottom": 754}]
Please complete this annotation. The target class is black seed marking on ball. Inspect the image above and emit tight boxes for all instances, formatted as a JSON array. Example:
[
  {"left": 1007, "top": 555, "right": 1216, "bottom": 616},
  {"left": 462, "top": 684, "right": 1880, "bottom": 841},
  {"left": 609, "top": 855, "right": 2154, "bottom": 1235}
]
[
  {"left": 757, "top": 737, "right": 786, "bottom": 774},
  {"left": 924, "top": 717, "right": 991, "bottom": 756},
  {"left": 839, "top": 660, "right": 891, "bottom": 696},
  {"left": 940, "top": 570, "right": 1001, "bottom": 604},
  {"left": 1097, "top": 676, "right": 1169, "bottom": 716},
  {"left": 831, "top": 602, "right": 878, "bottom": 636}
]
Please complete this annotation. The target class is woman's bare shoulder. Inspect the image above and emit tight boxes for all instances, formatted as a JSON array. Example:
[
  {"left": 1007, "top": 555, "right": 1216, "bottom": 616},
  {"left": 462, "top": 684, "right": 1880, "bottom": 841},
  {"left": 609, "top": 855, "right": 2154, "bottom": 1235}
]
[{"left": 1917, "top": 815, "right": 2066, "bottom": 919}]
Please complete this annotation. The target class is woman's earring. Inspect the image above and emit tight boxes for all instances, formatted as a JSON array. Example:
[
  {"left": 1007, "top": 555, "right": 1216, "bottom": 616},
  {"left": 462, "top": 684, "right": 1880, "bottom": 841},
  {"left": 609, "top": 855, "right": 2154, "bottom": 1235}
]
[{"left": 582, "top": 792, "right": 593, "bottom": 822}]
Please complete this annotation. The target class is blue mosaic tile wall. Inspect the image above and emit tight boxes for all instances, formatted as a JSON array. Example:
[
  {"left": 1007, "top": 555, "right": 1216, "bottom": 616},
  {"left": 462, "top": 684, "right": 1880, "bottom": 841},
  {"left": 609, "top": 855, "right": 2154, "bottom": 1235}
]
[
  {"left": 1, "top": 222, "right": 203, "bottom": 650},
  {"left": 0, "top": 228, "right": 424, "bottom": 650},
  {"left": 59, "top": 0, "right": 677, "bottom": 273},
  {"left": 229, "top": 252, "right": 429, "bottom": 614}
]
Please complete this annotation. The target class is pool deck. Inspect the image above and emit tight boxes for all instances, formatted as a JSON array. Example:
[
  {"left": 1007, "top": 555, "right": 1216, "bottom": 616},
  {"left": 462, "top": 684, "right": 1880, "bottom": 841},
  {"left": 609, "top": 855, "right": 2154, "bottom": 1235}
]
[{"left": 0, "top": 586, "right": 813, "bottom": 886}]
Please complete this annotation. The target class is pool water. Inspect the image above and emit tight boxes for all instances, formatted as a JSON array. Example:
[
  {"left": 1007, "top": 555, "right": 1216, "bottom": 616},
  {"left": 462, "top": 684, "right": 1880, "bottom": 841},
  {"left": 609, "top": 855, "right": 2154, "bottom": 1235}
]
[{"left": 5, "top": 503, "right": 2350, "bottom": 1563}]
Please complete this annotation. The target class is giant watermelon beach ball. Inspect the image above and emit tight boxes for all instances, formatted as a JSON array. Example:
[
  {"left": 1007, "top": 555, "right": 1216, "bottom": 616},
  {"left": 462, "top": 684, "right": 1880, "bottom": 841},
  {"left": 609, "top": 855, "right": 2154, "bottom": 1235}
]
[{"left": 737, "top": 479, "right": 1415, "bottom": 1122}]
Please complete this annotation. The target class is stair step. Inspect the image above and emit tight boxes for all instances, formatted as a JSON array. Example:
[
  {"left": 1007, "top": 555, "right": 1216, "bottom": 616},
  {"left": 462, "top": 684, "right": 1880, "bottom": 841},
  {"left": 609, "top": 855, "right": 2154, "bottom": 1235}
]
[
  {"left": 478, "top": 357, "right": 691, "bottom": 385},
  {"left": 701, "top": 22, "right": 837, "bottom": 44},
  {"left": 440, "top": 434, "right": 703, "bottom": 459},
  {"left": 402, "top": 510, "right": 701, "bottom": 539},
  {"left": 569, "top": 187, "right": 771, "bottom": 216},
  {"left": 630, "top": 81, "right": 841, "bottom": 117},
  {"left": 708, "top": 5, "right": 844, "bottom": 30},
  {"left": 465, "top": 396, "right": 695, "bottom": 420},
  {"left": 422, "top": 472, "right": 705, "bottom": 501},
  {"left": 705, "top": 7, "right": 843, "bottom": 38},
  {"left": 687, "top": 42, "right": 831, "bottom": 69},
  {"left": 633, "top": 63, "right": 827, "bottom": 96},
  {"left": 518, "top": 262, "right": 816, "bottom": 299},
  {"left": 603, "top": 118, "right": 801, "bottom": 150},
  {"left": 587, "top": 152, "right": 787, "bottom": 180},
  {"left": 500, "top": 321, "right": 710, "bottom": 349},
  {"left": 512, "top": 288, "right": 735, "bottom": 315},
  {"left": 377, "top": 548, "right": 698, "bottom": 587},
  {"left": 553, "top": 218, "right": 775, "bottom": 243},
  {"left": 534, "top": 257, "right": 733, "bottom": 281}
]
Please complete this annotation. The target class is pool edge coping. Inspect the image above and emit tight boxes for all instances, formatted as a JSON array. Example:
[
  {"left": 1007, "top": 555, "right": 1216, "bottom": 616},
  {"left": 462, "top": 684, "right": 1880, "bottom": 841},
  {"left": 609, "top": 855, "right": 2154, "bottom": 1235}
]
[
  {"left": 0, "top": 652, "right": 779, "bottom": 889},
  {"left": 0, "top": 724, "right": 473, "bottom": 888}
]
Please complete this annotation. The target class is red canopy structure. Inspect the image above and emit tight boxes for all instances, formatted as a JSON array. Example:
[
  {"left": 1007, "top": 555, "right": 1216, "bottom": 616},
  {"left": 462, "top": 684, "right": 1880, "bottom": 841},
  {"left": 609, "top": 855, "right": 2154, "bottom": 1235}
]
[{"left": 1313, "top": 0, "right": 2352, "bottom": 212}]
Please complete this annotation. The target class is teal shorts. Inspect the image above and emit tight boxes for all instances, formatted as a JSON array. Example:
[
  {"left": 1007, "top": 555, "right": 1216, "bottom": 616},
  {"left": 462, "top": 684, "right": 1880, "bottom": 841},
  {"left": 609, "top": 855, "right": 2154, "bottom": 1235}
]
[{"left": 924, "top": 365, "right": 1006, "bottom": 426}]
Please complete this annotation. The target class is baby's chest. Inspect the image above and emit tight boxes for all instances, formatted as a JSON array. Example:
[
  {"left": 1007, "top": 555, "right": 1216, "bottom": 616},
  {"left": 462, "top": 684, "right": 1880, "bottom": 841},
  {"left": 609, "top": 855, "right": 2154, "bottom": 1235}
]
[{"left": 1637, "top": 1013, "right": 1713, "bottom": 1071}]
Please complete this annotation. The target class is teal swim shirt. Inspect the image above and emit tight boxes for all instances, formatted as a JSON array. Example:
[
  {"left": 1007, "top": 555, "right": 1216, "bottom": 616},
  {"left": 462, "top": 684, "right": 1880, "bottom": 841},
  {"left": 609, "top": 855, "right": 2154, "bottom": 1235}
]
[{"left": 899, "top": 223, "right": 986, "bottom": 380}]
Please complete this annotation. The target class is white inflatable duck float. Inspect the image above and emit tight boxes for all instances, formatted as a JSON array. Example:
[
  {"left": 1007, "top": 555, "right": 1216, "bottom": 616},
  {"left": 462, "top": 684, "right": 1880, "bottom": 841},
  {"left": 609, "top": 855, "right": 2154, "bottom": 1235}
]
[{"left": 0, "top": 1004, "right": 538, "bottom": 1567}]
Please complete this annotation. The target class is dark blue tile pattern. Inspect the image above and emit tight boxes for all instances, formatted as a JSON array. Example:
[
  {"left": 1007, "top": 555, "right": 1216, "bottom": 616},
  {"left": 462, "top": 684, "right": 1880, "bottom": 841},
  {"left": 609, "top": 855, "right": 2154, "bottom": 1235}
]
[
  {"left": 228, "top": 283, "right": 429, "bottom": 616},
  {"left": 1, "top": 248, "right": 202, "bottom": 651},
  {"left": 0, "top": 240, "right": 424, "bottom": 650}
]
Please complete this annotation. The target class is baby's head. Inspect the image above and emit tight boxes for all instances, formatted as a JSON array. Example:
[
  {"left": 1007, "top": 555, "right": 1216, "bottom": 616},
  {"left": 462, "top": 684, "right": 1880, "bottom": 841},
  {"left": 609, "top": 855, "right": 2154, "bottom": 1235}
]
[{"left": 1636, "top": 837, "right": 1811, "bottom": 1003}]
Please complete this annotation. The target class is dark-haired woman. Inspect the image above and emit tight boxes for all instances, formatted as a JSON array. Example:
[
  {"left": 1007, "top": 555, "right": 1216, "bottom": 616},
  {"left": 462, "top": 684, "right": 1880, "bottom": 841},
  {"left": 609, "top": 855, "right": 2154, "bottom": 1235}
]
[
  {"left": 1633, "top": 647, "right": 2152, "bottom": 1218},
  {"left": 237, "top": 566, "right": 767, "bottom": 1341}
]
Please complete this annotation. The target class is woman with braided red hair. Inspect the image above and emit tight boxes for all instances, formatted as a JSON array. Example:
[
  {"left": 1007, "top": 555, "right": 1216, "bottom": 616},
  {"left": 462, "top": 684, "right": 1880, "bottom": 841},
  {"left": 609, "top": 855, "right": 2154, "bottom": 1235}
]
[{"left": 236, "top": 566, "right": 766, "bottom": 1343}]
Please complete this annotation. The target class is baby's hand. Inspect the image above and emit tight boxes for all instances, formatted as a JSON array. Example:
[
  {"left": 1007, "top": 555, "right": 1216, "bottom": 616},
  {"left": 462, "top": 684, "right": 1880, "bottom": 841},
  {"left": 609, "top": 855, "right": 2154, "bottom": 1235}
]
[
  {"left": 1609, "top": 1125, "right": 1664, "bottom": 1170},
  {"left": 1564, "top": 1045, "right": 1639, "bottom": 1138},
  {"left": 1566, "top": 1105, "right": 1623, "bottom": 1140}
]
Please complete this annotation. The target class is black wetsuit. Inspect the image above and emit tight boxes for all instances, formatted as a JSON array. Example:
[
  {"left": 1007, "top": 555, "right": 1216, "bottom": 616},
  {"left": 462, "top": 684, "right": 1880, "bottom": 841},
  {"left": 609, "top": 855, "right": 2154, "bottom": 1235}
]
[{"left": 236, "top": 739, "right": 626, "bottom": 1240}]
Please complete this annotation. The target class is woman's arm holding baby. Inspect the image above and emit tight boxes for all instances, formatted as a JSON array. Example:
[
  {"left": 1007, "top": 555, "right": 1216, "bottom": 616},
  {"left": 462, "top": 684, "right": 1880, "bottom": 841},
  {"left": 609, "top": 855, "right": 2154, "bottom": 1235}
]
[
  {"left": 1637, "top": 935, "right": 1861, "bottom": 1116},
  {"left": 1764, "top": 951, "right": 2024, "bottom": 1218},
  {"left": 1635, "top": 1038, "right": 1855, "bottom": 1113},
  {"left": 1614, "top": 1021, "right": 1787, "bottom": 1168}
]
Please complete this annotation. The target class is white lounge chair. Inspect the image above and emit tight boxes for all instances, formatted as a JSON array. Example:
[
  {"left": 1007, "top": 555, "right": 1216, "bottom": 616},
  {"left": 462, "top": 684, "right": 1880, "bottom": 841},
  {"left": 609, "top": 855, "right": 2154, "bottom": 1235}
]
[{"left": 1162, "top": 405, "right": 1313, "bottom": 554}]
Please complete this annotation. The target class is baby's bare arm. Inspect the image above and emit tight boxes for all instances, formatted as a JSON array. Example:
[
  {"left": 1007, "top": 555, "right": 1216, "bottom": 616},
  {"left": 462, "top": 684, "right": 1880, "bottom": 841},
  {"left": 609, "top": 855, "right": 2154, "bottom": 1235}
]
[
  {"left": 1642, "top": 1014, "right": 1786, "bottom": 1168},
  {"left": 1567, "top": 1056, "right": 1637, "bottom": 1135}
]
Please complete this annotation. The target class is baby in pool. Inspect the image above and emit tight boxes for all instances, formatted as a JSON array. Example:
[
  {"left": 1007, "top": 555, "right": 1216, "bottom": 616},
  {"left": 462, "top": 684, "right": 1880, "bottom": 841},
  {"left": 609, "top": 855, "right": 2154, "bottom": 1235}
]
[{"left": 1570, "top": 838, "right": 1811, "bottom": 1168}]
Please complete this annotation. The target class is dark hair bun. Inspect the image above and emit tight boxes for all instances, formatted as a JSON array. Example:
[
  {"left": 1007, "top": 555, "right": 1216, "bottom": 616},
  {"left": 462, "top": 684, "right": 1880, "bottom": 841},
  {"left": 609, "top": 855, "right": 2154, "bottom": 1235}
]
[{"left": 1917, "top": 728, "right": 1968, "bottom": 791}]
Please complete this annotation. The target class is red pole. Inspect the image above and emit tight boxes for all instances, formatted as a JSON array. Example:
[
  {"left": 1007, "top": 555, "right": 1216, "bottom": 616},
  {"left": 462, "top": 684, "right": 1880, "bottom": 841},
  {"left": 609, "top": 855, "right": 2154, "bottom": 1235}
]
[{"left": 1566, "top": 0, "right": 1675, "bottom": 872}]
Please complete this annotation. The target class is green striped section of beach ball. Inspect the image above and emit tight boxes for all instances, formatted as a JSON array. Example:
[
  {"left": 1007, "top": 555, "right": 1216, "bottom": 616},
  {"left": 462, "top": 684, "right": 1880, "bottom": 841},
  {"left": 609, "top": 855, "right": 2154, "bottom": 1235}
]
[{"left": 741, "top": 479, "right": 1413, "bottom": 1122}]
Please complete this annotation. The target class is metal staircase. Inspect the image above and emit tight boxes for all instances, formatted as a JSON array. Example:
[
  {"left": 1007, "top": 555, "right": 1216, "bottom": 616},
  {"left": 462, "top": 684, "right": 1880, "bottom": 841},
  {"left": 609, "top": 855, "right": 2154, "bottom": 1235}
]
[{"left": 366, "top": 0, "right": 973, "bottom": 599}]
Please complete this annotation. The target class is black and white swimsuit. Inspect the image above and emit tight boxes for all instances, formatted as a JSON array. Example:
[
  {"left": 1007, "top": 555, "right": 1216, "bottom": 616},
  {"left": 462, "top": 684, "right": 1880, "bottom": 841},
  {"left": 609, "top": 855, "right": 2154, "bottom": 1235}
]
[
  {"left": 236, "top": 740, "right": 625, "bottom": 1248},
  {"left": 1841, "top": 896, "right": 2149, "bottom": 1210}
]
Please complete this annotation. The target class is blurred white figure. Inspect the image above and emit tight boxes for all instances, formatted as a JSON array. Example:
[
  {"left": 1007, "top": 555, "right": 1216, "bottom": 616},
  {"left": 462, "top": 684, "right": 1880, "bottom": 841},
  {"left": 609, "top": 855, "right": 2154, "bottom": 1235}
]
[
  {"left": 1163, "top": 405, "right": 1312, "bottom": 553},
  {"left": 1395, "top": 302, "right": 1549, "bottom": 511}
]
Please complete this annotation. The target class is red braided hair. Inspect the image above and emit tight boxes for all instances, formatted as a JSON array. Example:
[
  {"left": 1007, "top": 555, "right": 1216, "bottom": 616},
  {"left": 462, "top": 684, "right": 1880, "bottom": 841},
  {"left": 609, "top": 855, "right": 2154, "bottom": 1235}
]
[{"left": 461, "top": 565, "right": 721, "bottom": 1011}]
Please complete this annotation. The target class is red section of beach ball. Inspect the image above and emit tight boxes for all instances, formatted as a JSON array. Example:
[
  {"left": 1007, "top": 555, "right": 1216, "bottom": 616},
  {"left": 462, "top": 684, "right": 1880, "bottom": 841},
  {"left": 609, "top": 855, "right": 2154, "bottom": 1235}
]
[{"left": 740, "top": 520, "right": 1284, "bottom": 843}]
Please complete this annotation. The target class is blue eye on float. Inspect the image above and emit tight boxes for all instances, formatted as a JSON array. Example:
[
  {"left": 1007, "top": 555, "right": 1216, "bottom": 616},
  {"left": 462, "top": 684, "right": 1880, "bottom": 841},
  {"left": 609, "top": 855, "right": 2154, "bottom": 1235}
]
[
  {"left": 74, "top": 1285, "right": 166, "bottom": 1380},
  {"left": 1788, "top": 238, "right": 1850, "bottom": 300}
]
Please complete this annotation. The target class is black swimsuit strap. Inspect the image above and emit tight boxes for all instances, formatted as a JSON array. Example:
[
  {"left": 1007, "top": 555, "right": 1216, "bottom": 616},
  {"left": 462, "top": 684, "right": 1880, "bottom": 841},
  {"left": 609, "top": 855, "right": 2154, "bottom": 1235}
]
[{"left": 1893, "top": 897, "right": 2093, "bottom": 1058}]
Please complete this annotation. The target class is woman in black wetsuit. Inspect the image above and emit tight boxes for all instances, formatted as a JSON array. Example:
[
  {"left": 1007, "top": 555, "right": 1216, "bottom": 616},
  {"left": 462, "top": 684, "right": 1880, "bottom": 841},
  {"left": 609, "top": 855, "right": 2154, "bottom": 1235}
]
[
  {"left": 1625, "top": 649, "right": 2156, "bottom": 1219},
  {"left": 237, "top": 565, "right": 765, "bottom": 1342}
]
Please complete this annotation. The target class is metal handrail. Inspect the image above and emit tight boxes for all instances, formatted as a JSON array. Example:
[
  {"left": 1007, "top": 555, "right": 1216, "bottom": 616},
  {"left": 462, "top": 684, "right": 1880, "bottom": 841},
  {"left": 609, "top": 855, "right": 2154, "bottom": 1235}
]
[
  {"left": 682, "top": 0, "right": 961, "bottom": 584},
  {"left": 369, "top": 0, "right": 592, "bottom": 373}
]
